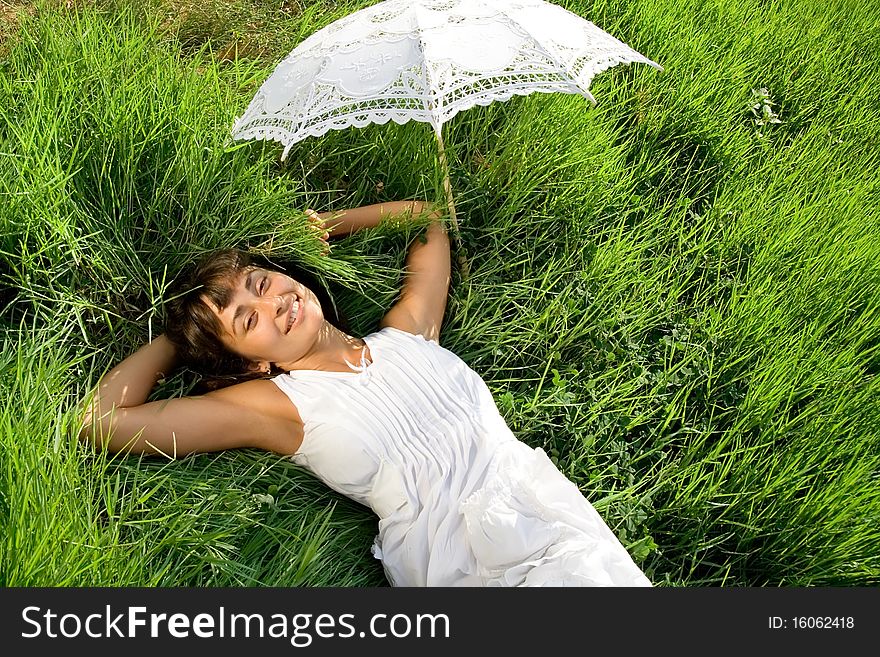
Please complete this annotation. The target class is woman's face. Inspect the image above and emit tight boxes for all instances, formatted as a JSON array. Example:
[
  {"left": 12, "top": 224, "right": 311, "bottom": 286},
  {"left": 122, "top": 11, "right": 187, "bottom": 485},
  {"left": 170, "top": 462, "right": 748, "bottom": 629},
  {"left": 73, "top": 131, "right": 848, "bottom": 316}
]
[{"left": 205, "top": 266, "right": 323, "bottom": 371}]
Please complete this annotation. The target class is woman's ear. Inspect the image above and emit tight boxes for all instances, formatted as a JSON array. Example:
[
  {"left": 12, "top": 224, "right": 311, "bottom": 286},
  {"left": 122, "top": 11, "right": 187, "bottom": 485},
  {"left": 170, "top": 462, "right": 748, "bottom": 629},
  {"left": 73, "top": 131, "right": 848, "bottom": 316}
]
[{"left": 247, "top": 360, "right": 272, "bottom": 374}]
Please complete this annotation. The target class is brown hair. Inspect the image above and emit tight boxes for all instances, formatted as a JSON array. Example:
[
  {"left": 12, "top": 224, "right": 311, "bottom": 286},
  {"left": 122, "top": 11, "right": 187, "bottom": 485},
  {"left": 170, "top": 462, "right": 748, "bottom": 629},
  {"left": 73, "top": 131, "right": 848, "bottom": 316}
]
[{"left": 164, "top": 248, "right": 347, "bottom": 390}]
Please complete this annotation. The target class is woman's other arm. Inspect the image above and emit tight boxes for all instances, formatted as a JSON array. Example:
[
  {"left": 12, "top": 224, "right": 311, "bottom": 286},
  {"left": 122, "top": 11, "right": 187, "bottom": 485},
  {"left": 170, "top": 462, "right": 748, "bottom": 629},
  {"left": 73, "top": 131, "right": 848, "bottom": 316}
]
[
  {"left": 312, "top": 198, "right": 451, "bottom": 340},
  {"left": 379, "top": 203, "right": 450, "bottom": 343},
  {"left": 315, "top": 200, "right": 429, "bottom": 238}
]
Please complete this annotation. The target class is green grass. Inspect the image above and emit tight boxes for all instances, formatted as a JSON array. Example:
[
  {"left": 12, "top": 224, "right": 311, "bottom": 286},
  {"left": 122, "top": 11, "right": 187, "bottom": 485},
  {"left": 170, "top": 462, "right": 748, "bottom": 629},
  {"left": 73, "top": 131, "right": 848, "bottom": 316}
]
[{"left": 1, "top": 0, "right": 878, "bottom": 586}]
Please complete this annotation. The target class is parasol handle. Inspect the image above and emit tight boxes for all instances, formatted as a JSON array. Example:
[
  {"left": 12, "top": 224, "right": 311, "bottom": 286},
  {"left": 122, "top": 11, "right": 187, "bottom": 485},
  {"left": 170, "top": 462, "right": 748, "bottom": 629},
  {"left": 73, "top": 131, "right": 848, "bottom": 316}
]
[{"left": 434, "top": 125, "right": 469, "bottom": 281}]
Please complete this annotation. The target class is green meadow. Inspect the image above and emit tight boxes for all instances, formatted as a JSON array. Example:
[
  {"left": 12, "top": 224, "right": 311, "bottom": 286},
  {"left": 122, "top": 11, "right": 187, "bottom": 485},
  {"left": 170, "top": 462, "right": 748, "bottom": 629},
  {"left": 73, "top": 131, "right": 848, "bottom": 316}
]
[{"left": 1, "top": 0, "right": 877, "bottom": 586}]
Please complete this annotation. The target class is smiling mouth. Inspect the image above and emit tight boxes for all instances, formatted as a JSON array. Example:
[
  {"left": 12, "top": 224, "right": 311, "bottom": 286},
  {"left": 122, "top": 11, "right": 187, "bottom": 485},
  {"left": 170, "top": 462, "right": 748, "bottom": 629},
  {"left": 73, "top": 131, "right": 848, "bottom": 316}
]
[{"left": 286, "top": 297, "right": 301, "bottom": 333}]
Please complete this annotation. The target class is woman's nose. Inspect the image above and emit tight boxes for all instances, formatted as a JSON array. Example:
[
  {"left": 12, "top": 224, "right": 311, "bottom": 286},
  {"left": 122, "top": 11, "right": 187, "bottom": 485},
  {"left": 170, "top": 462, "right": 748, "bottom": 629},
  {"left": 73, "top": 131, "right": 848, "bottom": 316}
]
[{"left": 255, "top": 295, "right": 285, "bottom": 313}]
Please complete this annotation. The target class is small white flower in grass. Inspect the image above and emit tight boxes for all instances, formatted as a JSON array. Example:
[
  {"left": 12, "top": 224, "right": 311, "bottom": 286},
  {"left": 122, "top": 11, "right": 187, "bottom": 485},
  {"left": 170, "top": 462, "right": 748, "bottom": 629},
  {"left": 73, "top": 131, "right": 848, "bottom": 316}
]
[
  {"left": 252, "top": 493, "right": 275, "bottom": 506},
  {"left": 750, "top": 87, "right": 782, "bottom": 137}
]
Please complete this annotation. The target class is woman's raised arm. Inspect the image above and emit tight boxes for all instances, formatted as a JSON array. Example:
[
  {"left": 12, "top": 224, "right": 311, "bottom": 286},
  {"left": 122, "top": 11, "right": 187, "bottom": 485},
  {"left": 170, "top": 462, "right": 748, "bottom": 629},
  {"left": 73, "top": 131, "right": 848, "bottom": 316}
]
[{"left": 78, "top": 336, "right": 301, "bottom": 457}]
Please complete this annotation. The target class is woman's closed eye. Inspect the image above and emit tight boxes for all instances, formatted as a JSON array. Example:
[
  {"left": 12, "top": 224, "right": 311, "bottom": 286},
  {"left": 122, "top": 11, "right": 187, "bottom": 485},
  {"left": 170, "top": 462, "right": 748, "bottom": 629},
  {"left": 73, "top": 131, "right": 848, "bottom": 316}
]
[{"left": 245, "top": 276, "right": 268, "bottom": 331}]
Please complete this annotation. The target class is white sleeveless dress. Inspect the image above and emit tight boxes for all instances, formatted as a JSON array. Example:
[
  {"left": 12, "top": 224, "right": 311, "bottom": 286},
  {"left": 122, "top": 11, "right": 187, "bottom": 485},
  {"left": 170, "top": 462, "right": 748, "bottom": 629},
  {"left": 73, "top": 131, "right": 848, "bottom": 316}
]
[{"left": 272, "top": 326, "right": 651, "bottom": 587}]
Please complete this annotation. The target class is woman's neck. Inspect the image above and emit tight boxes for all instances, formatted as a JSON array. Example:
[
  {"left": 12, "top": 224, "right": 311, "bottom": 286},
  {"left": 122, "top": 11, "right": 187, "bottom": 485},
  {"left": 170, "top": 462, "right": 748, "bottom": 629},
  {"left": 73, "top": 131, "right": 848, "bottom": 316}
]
[{"left": 282, "top": 322, "right": 371, "bottom": 373}]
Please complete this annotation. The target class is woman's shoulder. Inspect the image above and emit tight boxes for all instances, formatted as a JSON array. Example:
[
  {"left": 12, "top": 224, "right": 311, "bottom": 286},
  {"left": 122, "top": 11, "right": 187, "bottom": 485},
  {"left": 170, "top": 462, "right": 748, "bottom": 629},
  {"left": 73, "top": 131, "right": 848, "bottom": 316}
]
[
  {"left": 205, "top": 379, "right": 305, "bottom": 454},
  {"left": 208, "top": 378, "right": 304, "bottom": 423},
  {"left": 206, "top": 379, "right": 298, "bottom": 412},
  {"left": 373, "top": 322, "right": 439, "bottom": 345}
]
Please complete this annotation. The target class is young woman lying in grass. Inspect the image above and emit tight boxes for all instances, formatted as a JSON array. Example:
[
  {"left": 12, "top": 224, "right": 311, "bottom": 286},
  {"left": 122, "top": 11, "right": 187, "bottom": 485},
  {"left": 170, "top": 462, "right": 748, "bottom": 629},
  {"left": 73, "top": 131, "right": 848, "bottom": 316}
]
[{"left": 80, "top": 200, "right": 651, "bottom": 587}]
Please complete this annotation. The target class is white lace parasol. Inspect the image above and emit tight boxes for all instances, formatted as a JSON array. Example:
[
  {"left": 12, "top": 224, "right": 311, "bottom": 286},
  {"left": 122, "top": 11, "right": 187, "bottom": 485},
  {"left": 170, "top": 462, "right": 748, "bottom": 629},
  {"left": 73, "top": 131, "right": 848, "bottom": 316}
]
[{"left": 231, "top": 0, "right": 661, "bottom": 252}]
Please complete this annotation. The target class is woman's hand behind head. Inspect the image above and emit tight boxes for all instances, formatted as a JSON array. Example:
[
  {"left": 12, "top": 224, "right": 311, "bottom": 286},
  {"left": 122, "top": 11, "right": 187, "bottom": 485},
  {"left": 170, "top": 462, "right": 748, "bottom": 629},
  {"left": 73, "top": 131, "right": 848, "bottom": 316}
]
[{"left": 305, "top": 208, "right": 331, "bottom": 255}]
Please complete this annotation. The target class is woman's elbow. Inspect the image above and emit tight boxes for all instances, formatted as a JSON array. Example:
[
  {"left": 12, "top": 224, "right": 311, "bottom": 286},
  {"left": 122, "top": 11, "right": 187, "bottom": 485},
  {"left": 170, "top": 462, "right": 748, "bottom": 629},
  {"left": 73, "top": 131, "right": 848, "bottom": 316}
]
[
  {"left": 77, "top": 419, "right": 108, "bottom": 453},
  {"left": 421, "top": 201, "right": 445, "bottom": 219},
  {"left": 77, "top": 397, "right": 120, "bottom": 452},
  {"left": 77, "top": 395, "right": 99, "bottom": 445}
]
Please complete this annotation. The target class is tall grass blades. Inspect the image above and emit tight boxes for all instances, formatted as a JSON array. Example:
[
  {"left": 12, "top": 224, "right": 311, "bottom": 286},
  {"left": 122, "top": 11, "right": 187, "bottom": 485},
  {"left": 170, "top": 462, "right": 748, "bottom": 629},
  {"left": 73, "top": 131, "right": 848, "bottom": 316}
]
[{"left": 1, "top": 0, "right": 878, "bottom": 585}]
